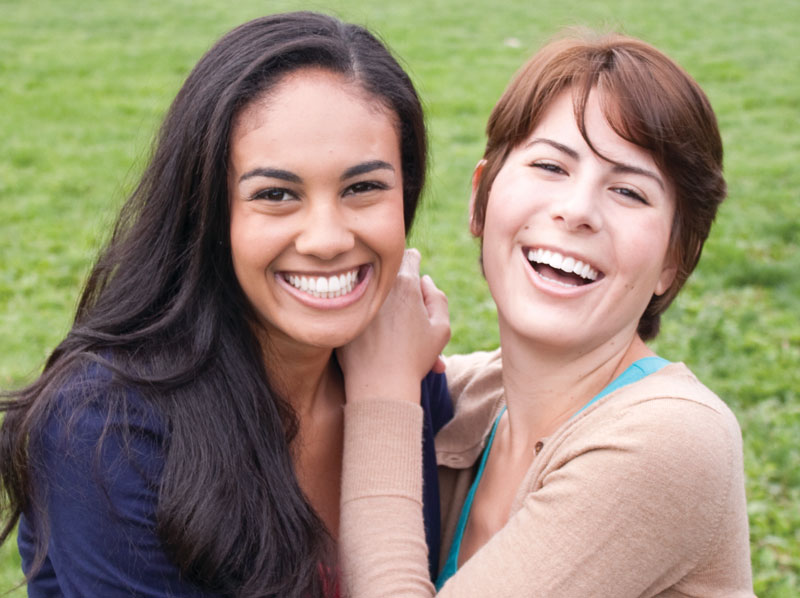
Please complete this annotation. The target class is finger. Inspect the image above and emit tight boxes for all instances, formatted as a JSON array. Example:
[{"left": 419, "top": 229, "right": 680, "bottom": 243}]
[
  {"left": 421, "top": 275, "right": 448, "bottom": 319},
  {"left": 399, "top": 248, "right": 421, "bottom": 277},
  {"left": 421, "top": 275, "right": 451, "bottom": 353}
]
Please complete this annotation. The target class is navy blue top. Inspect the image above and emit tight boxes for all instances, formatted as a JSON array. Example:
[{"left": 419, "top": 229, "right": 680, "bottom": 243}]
[{"left": 19, "top": 365, "right": 453, "bottom": 596}]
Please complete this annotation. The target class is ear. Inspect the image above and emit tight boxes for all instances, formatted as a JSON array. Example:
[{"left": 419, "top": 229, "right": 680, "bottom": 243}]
[
  {"left": 469, "top": 160, "right": 487, "bottom": 237},
  {"left": 654, "top": 258, "right": 677, "bottom": 296}
]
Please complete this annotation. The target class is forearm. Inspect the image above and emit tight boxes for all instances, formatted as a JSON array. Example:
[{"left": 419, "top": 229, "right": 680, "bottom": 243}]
[{"left": 339, "top": 399, "right": 435, "bottom": 598}]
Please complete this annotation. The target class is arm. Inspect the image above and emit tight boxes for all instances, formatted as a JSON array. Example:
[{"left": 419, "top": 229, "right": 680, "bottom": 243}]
[
  {"left": 340, "top": 378, "right": 751, "bottom": 597},
  {"left": 337, "top": 249, "right": 449, "bottom": 595},
  {"left": 22, "top": 380, "right": 216, "bottom": 598}
]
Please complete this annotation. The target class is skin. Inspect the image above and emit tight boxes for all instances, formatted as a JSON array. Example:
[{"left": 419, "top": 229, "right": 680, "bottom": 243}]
[{"left": 227, "top": 68, "right": 407, "bottom": 535}]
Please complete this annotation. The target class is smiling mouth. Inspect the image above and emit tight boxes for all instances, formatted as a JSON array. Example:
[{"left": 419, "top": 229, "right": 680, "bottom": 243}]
[
  {"left": 526, "top": 248, "right": 602, "bottom": 288},
  {"left": 282, "top": 265, "right": 367, "bottom": 299}
]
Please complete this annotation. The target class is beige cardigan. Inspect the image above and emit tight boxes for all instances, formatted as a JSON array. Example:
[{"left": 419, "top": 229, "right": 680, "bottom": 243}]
[{"left": 340, "top": 350, "right": 754, "bottom": 597}]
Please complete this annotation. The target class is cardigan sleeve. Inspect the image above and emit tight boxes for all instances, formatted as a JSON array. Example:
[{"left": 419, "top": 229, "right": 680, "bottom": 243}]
[
  {"left": 338, "top": 388, "right": 753, "bottom": 597},
  {"left": 19, "top": 374, "right": 217, "bottom": 598},
  {"left": 339, "top": 399, "right": 435, "bottom": 596}
]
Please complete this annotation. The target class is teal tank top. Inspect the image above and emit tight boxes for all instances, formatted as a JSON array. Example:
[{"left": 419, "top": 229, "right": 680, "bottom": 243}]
[{"left": 435, "top": 356, "right": 670, "bottom": 589}]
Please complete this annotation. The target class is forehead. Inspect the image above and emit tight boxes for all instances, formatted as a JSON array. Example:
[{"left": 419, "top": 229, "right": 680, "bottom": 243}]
[
  {"left": 227, "top": 68, "right": 403, "bottom": 185},
  {"left": 519, "top": 89, "right": 663, "bottom": 175},
  {"left": 232, "top": 68, "right": 397, "bottom": 139}
]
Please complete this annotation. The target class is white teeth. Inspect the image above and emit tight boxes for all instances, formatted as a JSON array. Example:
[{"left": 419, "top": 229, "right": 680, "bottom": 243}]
[
  {"left": 526, "top": 249, "right": 598, "bottom": 282},
  {"left": 328, "top": 276, "right": 340, "bottom": 294},
  {"left": 284, "top": 268, "right": 360, "bottom": 299}
]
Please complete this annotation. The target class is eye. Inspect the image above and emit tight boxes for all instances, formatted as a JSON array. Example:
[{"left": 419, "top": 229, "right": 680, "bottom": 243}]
[
  {"left": 250, "top": 187, "right": 297, "bottom": 202},
  {"left": 529, "top": 161, "right": 567, "bottom": 175},
  {"left": 343, "top": 180, "right": 389, "bottom": 196},
  {"left": 612, "top": 186, "right": 649, "bottom": 205}
]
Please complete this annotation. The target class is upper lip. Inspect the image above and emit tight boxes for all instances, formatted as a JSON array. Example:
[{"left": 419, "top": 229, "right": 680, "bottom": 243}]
[{"left": 523, "top": 246, "right": 603, "bottom": 281}]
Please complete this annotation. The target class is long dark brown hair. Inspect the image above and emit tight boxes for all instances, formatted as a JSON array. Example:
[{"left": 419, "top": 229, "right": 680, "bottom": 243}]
[{"left": 0, "top": 12, "right": 426, "bottom": 597}]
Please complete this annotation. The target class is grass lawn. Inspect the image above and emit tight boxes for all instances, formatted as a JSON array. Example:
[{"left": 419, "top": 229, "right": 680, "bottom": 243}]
[{"left": 2, "top": 0, "right": 798, "bottom": 595}]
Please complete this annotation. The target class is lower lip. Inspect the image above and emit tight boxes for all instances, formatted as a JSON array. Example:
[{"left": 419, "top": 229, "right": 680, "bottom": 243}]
[
  {"left": 522, "top": 251, "right": 600, "bottom": 298},
  {"left": 275, "top": 265, "right": 373, "bottom": 310}
]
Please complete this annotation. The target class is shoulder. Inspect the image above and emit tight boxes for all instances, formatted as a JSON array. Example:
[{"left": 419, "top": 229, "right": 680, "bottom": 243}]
[
  {"left": 46, "top": 357, "right": 164, "bottom": 432},
  {"left": 442, "top": 348, "right": 503, "bottom": 407},
  {"left": 33, "top": 358, "right": 167, "bottom": 485},
  {"left": 536, "top": 363, "right": 749, "bottom": 574},
  {"left": 554, "top": 362, "right": 745, "bottom": 528},
  {"left": 436, "top": 349, "right": 504, "bottom": 465},
  {"left": 584, "top": 362, "right": 742, "bottom": 455}
]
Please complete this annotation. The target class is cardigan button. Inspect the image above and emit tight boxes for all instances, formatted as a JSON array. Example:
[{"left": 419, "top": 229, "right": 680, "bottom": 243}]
[{"left": 534, "top": 441, "right": 544, "bottom": 454}]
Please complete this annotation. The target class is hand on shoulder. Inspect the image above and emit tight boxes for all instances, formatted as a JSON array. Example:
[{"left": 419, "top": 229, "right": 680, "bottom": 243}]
[{"left": 338, "top": 249, "right": 450, "bottom": 404}]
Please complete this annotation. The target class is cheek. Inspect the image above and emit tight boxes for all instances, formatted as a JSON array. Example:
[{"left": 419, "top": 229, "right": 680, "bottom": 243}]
[
  {"left": 368, "top": 196, "right": 407, "bottom": 271},
  {"left": 617, "top": 219, "right": 673, "bottom": 294},
  {"left": 481, "top": 187, "right": 525, "bottom": 257},
  {"left": 229, "top": 213, "right": 286, "bottom": 283},
  {"left": 229, "top": 217, "right": 261, "bottom": 272}
]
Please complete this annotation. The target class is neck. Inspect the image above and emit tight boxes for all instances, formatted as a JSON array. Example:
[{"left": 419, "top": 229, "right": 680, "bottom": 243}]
[
  {"left": 498, "top": 320, "right": 653, "bottom": 456},
  {"left": 260, "top": 333, "right": 342, "bottom": 418},
  {"left": 257, "top": 331, "right": 346, "bottom": 538}
]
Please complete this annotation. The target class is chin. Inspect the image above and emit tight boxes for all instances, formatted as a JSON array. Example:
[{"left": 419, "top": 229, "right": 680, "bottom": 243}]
[{"left": 296, "top": 319, "right": 373, "bottom": 350}]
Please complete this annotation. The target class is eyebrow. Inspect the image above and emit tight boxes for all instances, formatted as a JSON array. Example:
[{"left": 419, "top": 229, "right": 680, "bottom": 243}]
[
  {"left": 341, "top": 160, "right": 395, "bottom": 181},
  {"left": 610, "top": 163, "right": 665, "bottom": 190},
  {"left": 238, "top": 160, "right": 395, "bottom": 185},
  {"left": 525, "top": 137, "right": 665, "bottom": 190},
  {"left": 239, "top": 168, "right": 301, "bottom": 184},
  {"left": 526, "top": 138, "right": 579, "bottom": 160}
]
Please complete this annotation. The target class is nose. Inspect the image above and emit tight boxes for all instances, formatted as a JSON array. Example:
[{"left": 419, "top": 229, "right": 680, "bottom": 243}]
[
  {"left": 294, "top": 200, "right": 355, "bottom": 259},
  {"left": 548, "top": 179, "right": 602, "bottom": 233}
]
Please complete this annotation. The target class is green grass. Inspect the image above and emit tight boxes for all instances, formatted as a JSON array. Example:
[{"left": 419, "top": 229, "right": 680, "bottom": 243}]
[{"left": 1, "top": 0, "right": 798, "bottom": 595}]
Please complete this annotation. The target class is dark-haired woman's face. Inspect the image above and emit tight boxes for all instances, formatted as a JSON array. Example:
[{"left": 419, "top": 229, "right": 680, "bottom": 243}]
[{"left": 227, "top": 69, "right": 406, "bottom": 352}]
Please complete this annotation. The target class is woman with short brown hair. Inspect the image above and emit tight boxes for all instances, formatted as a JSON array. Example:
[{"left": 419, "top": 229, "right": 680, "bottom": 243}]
[{"left": 337, "top": 31, "right": 754, "bottom": 597}]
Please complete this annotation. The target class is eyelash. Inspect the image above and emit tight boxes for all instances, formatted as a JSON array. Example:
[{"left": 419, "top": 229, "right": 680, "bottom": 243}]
[
  {"left": 612, "top": 186, "right": 649, "bottom": 205},
  {"left": 250, "top": 188, "right": 297, "bottom": 202},
  {"left": 249, "top": 180, "right": 388, "bottom": 202},
  {"left": 344, "top": 180, "right": 389, "bottom": 195},
  {"left": 530, "top": 161, "right": 566, "bottom": 175}
]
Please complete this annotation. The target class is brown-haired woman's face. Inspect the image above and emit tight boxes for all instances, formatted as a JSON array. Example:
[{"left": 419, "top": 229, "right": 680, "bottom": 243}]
[
  {"left": 227, "top": 69, "right": 406, "bottom": 352},
  {"left": 477, "top": 89, "right": 677, "bottom": 354}
]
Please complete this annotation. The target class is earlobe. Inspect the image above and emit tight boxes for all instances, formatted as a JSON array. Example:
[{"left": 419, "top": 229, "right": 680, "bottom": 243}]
[
  {"left": 654, "top": 263, "right": 677, "bottom": 296},
  {"left": 469, "top": 160, "right": 487, "bottom": 237}
]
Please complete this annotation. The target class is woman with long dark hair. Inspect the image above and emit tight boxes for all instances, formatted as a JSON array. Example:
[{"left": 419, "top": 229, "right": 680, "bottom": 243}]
[{"left": 0, "top": 12, "right": 451, "bottom": 597}]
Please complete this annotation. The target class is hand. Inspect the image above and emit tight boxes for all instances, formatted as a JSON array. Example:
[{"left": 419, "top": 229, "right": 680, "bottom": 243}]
[{"left": 338, "top": 249, "right": 450, "bottom": 404}]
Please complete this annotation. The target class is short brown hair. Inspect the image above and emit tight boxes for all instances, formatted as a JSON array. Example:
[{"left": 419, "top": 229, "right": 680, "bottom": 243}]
[{"left": 472, "top": 31, "right": 725, "bottom": 339}]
